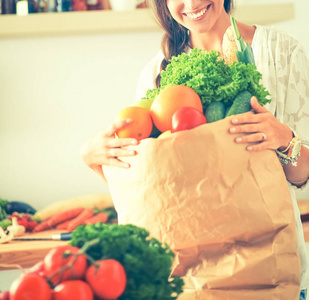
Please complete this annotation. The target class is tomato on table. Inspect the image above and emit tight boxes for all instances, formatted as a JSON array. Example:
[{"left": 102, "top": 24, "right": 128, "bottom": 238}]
[
  {"left": 10, "top": 272, "right": 51, "bottom": 300},
  {"left": 86, "top": 259, "right": 126, "bottom": 300},
  {"left": 52, "top": 280, "right": 93, "bottom": 300},
  {"left": 0, "top": 291, "right": 10, "bottom": 300},
  {"left": 43, "top": 245, "right": 87, "bottom": 285},
  {"left": 29, "top": 260, "right": 45, "bottom": 277}
]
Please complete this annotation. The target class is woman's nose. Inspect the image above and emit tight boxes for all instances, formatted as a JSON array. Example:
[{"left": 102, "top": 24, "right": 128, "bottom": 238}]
[{"left": 183, "top": 0, "right": 200, "bottom": 10}]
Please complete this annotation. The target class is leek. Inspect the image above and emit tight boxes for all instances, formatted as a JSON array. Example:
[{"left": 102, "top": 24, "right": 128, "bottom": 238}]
[{"left": 230, "top": 15, "right": 255, "bottom": 65}]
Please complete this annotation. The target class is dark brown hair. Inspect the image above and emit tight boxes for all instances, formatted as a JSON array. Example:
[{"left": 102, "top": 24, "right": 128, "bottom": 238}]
[{"left": 149, "top": 0, "right": 234, "bottom": 87}]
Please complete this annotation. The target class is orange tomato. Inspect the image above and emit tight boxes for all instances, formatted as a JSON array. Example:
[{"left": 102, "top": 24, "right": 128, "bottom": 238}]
[
  {"left": 116, "top": 106, "right": 153, "bottom": 140},
  {"left": 150, "top": 85, "right": 203, "bottom": 132}
]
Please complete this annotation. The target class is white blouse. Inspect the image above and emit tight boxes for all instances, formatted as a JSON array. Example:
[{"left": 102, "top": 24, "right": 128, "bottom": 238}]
[{"left": 135, "top": 25, "right": 309, "bottom": 289}]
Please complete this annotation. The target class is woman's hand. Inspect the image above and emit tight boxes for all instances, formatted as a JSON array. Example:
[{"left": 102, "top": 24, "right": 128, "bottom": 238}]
[
  {"left": 80, "top": 119, "right": 138, "bottom": 180},
  {"left": 229, "top": 96, "right": 309, "bottom": 186},
  {"left": 229, "top": 96, "right": 293, "bottom": 151}
]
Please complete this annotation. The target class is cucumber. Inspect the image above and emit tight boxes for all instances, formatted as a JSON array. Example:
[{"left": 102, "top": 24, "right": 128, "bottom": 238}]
[
  {"left": 225, "top": 105, "right": 231, "bottom": 117},
  {"left": 6, "top": 201, "right": 37, "bottom": 215},
  {"left": 205, "top": 101, "right": 226, "bottom": 123},
  {"left": 227, "top": 90, "right": 252, "bottom": 117},
  {"left": 149, "top": 124, "right": 161, "bottom": 138}
]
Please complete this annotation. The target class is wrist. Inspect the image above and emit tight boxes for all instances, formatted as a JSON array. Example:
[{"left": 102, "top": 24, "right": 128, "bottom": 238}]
[
  {"left": 276, "top": 127, "right": 302, "bottom": 167},
  {"left": 277, "top": 125, "right": 293, "bottom": 152}
]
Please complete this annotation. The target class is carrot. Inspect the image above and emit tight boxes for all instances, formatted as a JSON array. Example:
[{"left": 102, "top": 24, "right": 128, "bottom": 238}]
[
  {"left": 67, "top": 208, "right": 94, "bottom": 232},
  {"left": 33, "top": 220, "right": 51, "bottom": 232},
  {"left": 47, "top": 207, "right": 84, "bottom": 228},
  {"left": 84, "top": 212, "right": 108, "bottom": 225},
  {"left": 55, "top": 219, "right": 72, "bottom": 230}
]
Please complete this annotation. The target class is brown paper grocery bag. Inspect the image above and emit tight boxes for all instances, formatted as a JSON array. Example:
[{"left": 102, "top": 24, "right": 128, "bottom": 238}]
[{"left": 103, "top": 116, "right": 301, "bottom": 300}]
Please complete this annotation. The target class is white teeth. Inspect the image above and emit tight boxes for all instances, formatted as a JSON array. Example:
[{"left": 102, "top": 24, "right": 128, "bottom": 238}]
[{"left": 186, "top": 7, "right": 207, "bottom": 20}]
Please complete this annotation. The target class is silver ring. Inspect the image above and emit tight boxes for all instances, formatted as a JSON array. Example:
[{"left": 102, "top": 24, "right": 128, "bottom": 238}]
[
  {"left": 261, "top": 133, "right": 267, "bottom": 141},
  {"left": 110, "top": 149, "right": 116, "bottom": 157}
]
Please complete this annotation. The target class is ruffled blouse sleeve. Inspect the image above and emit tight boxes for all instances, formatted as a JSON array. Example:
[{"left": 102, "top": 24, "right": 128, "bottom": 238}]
[
  {"left": 135, "top": 51, "right": 164, "bottom": 101},
  {"left": 285, "top": 44, "right": 309, "bottom": 191},
  {"left": 253, "top": 26, "right": 309, "bottom": 190},
  {"left": 284, "top": 43, "right": 309, "bottom": 144}
]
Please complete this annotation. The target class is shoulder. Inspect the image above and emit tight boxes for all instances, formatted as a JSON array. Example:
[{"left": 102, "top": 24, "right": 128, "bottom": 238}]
[
  {"left": 135, "top": 50, "right": 164, "bottom": 101},
  {"left": 253, "top": 25, "right": 309, "bottom": 78},
  {"left": 139, "top": 50, "right": 164, "bottom": 82},
  {"left": 252, "top": 25, "right": 302, "bottom": 57},
  {"left": 237, "top": 22, "right": 256, "bottom": 45}
]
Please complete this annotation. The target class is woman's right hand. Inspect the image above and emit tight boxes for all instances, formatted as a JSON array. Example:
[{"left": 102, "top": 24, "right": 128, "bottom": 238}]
[{"left": 80, "top": 119, "right": 138, "bottom": 180}]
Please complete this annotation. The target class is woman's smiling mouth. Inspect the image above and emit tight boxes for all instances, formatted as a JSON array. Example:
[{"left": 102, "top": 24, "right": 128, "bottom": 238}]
[{"left": 185, "top": 4, "right": 211, "bottom": 20}]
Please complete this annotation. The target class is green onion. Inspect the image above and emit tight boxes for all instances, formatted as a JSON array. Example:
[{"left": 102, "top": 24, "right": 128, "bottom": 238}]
[{"left": 230, "top": 15, "right": 255, "bottom": 65}]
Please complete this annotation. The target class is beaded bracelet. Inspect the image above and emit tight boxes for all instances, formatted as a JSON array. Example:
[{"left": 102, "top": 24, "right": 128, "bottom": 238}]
[
  {"left": 275, "top": 127, "right": 302, "bottom": 167},
  {"left": 276, "top": 150, "right": 300, "bottom": 167}
]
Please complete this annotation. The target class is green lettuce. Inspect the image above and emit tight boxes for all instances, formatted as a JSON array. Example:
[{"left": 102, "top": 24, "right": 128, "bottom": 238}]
[{"left": 146, "top": 49, "right": 270, "bottom": 111}]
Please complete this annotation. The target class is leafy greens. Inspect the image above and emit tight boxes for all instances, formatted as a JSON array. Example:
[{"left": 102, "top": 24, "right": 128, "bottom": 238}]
[
  {"left": 146, "top": 49, "right": 270, "bottom": 110},
  {"left": 70, "top": 223, "right": 184, "bottom": 300}
]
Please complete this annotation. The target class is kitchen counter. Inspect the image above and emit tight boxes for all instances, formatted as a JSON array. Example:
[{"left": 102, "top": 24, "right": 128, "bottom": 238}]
[
  {"left": 0, "top": 230, "right": 68, "bottom": 271},
  {"left": 0, "top": 223, "right": 308, "bottom": 272}
]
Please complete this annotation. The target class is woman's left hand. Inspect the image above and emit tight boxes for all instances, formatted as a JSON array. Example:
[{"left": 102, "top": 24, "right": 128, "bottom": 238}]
[{"left": 229, "top": 96, "right": 292, "bottom": 151}]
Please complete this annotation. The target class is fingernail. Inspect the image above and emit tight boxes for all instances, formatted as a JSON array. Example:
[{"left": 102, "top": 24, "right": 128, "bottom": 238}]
[
  {"left": 124, "top": 163, "right": 130, "bottom": 168},
  {"left": 129, "top": 150, "right": 135, "bottom": 155},
  {"left": 131, "top": 139, "right": 138, "bottom": 145},
  {"left": 247, "top": 146, "right": 253, "bottom": 151},
  {"left": 236, "top": 137, "right": 242, "bottom": 143},
  {"left": 232, "top": 118, "right": 238, "bottom": 124},
  {"left": 230, "top": 127, "right": 236, "bottom": 133}
]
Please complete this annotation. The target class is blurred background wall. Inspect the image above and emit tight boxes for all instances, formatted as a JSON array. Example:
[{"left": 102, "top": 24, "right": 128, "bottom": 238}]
[{"left": 0, "top": 0, "right": 308, "bottom": 210}]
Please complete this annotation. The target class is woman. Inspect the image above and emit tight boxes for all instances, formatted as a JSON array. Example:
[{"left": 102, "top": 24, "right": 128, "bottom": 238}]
[{"left": 81, "top": 0, "right": 309, "bottom": 297}]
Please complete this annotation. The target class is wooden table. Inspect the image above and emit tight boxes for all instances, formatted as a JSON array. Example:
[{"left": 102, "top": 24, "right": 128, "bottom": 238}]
[
  {"left": 0, "top": 230, "right": 68, "bottom": 271},
  {"left": 0, "top": 223, "right": 308, "bottom": 272}
]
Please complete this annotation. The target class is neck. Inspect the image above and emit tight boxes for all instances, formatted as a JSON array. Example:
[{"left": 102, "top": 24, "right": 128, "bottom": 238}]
[{"left": 189, "top": 11, "right": 231, "bottom": 53}]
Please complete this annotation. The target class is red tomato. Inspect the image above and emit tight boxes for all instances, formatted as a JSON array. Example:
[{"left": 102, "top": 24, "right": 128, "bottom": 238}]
[
  {"left": 52, "top": 280, "right": 93, "bottom": 300},
  {"left": 0, "top": 291, "right": 10, "bottom": 300},
  {"left": 10, "top": 272, "right": 51, "bottom": 300},
  {"left": 85, "top": 259, "right": 126, "bottom": 300},
  {"left": 43, "top": 245, "right": 87, "bottom": 285},
  {"left": 29, "top": 260, "right": 45, "bottom": 277},
  {"left": 171, "top": 106, "right": 206, "bottom": 133}
]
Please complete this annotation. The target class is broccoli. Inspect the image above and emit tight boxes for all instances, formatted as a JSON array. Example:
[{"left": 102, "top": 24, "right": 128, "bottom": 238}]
[{"left": 70, "top": 223, "right": 184, "bottom": 300}]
